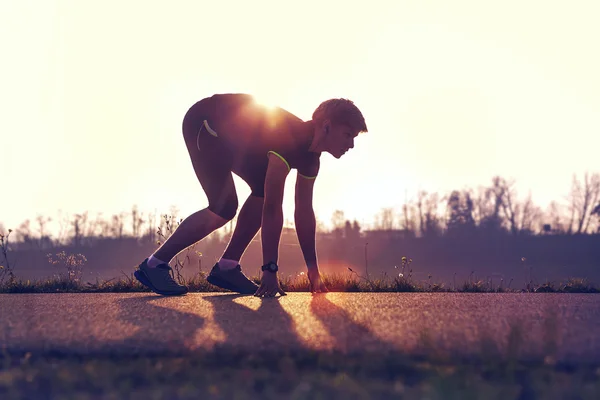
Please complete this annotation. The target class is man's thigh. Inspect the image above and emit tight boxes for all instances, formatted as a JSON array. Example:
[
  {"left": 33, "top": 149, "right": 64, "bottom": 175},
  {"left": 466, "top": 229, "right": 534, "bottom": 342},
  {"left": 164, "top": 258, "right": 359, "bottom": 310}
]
[{"left": 183, "top": 119, "right": 238, "bottom": 217}]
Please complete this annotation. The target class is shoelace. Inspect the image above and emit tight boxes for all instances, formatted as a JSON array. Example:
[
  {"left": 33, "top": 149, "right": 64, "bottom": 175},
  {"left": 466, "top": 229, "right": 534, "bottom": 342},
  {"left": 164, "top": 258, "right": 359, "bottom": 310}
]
[{"left": 159, "top": 264, "right": 177, "bottom": 282}]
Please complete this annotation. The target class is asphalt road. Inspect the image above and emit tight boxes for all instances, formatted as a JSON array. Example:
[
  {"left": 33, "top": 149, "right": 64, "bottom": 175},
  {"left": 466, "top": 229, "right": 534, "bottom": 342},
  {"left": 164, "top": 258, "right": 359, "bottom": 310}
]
[{"left": 1, "top": 293, "right": 599, "bottom": 363}]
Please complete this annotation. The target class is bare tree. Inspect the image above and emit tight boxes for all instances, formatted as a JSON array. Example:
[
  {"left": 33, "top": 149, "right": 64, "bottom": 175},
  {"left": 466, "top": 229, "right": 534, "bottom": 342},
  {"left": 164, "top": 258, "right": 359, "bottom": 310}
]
[
  {"left": 416, "top": 191, "right": 426, "bottom": 235},
  {"left": 331, "top": 210, "right": 346, "bottom": 231},
  {"left": 470, "top": 186, "right": 493, "bottom": 226},
  {"left": 374, "top": 207, "right": 395, "bottom": 230},
  {"left": 144, "top": 210, "right": 158, "bottom": 242},
  {"left": 56, "top": 210, "right": 71, "bottom": 245},
  {"left": 97, "top": 216, "right": 111, "bottom": 238},
  {"left": 469, "top": 183, "right": 503, "bottom": 235},
  {"left": 111, "top": 213, "right": 126, "bottom": 239},
  {"left": 57, "top": 210, "right": 91, "bottom": 245},
  {"left": 398, "top": 199, "right": 418, "bottom": 234},
  {"left": 343, "top": 219, "right": 361, "bottom": 241},
  {"left": 592, "top": 202, "right": 600, "bottom": 233},
  {"left": 491, "top": 177, "right": 543, "bottom": 235},
  {"left": 315, "top": 216, "right": 327, "bottom": 233},
  {"left": 567, "top": 172, "right": 600, "bottom": 234},
  {"left": 131, "top": 205, "right": 145, "bottom": 238},
  {"left": 425, "top": 192, "right": 444, "bottom": 236},
  {"left": 416, "top": 191, "right": 443, "bottom": 237},
  {"left": 542, "top": 201, "right": 565, "bottom": 234},
  {"left": 445, "top": 190, "right": 476, "bottom": 236},
  {"left": 517, "top": 192, "right": 542, "bottom": 234},
  {"left": 14, "top": 219, "right": 33, "bottom": 246},
  {"left": 330, "top": 210, "right": 346, "bottom": 239},
  {"left": 36, "top": 215, "right": 53, "bottom": 249},
  {"left": 474, "top": 176, "right": 508, "bottom": 233},
  {"left": 493, "top": 177, "right": 520, "bottom": 235},
  {"left": 85, "top": 212, "right": 106, "bottom": 239},
  {"left": 71, "top": 213, "right": 89, "bottom": 247}
]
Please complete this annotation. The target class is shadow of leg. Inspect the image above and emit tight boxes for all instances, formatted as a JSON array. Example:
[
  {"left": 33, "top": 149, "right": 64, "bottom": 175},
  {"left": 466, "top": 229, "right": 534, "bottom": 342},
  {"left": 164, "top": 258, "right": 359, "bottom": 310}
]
[{"left": 310, "top": 293, "right": 388, "bottom": 354}]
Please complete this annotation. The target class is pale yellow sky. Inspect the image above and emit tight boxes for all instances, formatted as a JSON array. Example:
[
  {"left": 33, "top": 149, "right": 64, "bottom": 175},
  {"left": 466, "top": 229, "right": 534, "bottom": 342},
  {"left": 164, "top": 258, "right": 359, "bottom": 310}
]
[{"left": 2, "top": 0, "right": 599, "bottom": 235}]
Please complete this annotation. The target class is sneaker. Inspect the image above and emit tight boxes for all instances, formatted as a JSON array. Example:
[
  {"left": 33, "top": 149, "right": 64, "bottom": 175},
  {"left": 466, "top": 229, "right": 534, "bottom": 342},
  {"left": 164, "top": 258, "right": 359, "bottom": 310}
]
[
  {"left": 134, "top": 258, "right": 188, "bottom": 296},
  {"left": 206, "top": 263, "right": 259, "bottom": 294}
]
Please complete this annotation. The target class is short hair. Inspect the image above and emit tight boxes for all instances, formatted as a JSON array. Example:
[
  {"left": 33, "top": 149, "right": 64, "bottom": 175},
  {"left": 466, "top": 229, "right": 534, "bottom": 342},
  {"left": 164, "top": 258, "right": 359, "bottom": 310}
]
[{"left": 312, "top": 98, "right": 368, "bottom": 134}]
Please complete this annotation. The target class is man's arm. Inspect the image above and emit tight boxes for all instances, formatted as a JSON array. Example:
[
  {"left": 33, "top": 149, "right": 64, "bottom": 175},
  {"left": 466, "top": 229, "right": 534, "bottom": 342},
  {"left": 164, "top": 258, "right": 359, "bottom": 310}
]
[
  {"left": 261, "top": 153, "right": 290, "bottom": 265},
  {"left": 294, "top": 174, "right": 317, "bottom": 269}
]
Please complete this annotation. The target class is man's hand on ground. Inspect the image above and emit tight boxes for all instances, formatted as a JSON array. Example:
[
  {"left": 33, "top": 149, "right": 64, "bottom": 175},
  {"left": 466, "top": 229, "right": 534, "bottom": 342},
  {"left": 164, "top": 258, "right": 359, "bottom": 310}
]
[
  {"left": 307, "top": 268, "right": 328, "bottom": 293},
  {"left": 254, "top": 271, "right": 287, "bottom": 298}
]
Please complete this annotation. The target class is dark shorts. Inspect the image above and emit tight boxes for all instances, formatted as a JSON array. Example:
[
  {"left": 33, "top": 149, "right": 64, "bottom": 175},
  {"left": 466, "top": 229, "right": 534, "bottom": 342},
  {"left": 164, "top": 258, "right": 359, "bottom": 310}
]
[{"left": 181, "top": 100, "right": 263, "bottom": 220}]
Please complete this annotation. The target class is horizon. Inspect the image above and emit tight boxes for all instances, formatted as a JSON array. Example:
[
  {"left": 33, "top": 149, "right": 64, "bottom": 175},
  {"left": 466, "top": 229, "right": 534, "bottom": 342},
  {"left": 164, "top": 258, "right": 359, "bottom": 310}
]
[{"left": 2, "top": 171, "right": 598, "bottom": 240}]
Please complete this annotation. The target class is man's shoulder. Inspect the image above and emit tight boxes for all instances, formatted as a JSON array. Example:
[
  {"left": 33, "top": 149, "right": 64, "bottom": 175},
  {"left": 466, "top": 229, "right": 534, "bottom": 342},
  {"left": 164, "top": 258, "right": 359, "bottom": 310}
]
[
  {"left": 211, "top": 94, "right": 301, "bottom": 116},
  {"left": 209, "top": 93, "right": 255, "bottom": 106},
  {"left": 209, "top": 94, "right": 303, "bottom": 123}
]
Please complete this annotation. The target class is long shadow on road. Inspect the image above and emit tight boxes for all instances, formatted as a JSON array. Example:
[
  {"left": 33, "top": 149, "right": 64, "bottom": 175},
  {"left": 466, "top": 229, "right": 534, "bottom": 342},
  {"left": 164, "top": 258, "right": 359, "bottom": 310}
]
[
  {"left": 202, "top": 293, "right": 389, "bottom": 355},
  {"left": 108, "top": 293, "right": 389, "bottom": 357},
  {"left": 202, "top": 294, "right": 303, "bottom": 353},
  {"left": 109, "top": 294, "right": 209, "bottom": 356},
  {"left": 309, "top": 294, "right": 390, "bottom": 354}
]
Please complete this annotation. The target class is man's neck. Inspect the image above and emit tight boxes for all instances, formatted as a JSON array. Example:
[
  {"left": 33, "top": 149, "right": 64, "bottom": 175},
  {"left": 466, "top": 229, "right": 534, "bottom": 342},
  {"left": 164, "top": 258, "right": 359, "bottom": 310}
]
[{"left": 305, "top": 120, "right": 320, "bottom": 152}]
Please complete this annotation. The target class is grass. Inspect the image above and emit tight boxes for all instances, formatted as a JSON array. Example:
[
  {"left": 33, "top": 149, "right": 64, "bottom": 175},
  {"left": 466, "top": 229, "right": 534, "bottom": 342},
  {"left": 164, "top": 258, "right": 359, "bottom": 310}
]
[
  {"left": 2, "top": 247, "right": 598, "bottom": 293},
  {"left": 1, "top": 346, "right": 599, "bottom": 399},
  {"left": 2, "top": 235, "right": 598, "bottom": 294},
  {"left": 0, "top": 270, "right": 598, "bottom": 294}
]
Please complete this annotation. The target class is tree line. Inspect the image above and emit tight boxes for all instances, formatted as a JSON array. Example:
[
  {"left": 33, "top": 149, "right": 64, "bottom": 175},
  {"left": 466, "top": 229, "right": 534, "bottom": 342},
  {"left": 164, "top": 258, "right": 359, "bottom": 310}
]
[
  {"left": 1, "top": 173, "right": 599, "bottom": 286},
  {"left": 3, "top": 173, "right": 600, "bottom": 250}
]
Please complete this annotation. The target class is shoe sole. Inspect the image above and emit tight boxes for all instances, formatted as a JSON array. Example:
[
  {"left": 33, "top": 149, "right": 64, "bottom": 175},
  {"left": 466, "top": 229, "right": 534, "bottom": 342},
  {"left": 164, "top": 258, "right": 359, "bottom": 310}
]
[
  {"left": 206, "top": 274, "right": 240, "bottom": 292},
  {"left": 207, "top": 274, "right": 257, "bottom": 295},
  {"left": 134, "top": 270, "right": 187, "bottom": 296}
]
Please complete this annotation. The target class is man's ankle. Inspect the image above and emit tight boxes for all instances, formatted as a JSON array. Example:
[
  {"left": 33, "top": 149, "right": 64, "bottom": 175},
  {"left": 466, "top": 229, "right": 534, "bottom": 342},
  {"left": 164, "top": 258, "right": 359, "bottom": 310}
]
[
  {"left": 147, "top": 255, "right": 168, "bottom": 268},
  {"left": 218, "top": 258, "right": 239, "bottom": 270}
]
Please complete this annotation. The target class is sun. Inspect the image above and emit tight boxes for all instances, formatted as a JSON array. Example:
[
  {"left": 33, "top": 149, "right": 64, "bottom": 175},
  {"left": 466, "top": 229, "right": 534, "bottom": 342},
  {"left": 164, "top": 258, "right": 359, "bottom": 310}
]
[{"left": 251, "top": 92, "right": 280, "bottom": 110}]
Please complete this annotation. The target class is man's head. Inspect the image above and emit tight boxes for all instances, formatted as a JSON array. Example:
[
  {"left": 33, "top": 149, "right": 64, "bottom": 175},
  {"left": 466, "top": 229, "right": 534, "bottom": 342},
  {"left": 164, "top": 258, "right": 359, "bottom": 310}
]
[{"left": 310, "top": 98, "right": 368, "bottom": 158}]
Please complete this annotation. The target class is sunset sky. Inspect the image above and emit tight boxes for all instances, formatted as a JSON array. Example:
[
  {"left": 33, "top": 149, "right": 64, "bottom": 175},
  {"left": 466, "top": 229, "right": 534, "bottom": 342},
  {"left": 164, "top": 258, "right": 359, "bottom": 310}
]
[{"left": 2, "top": 0, "right": 599, "bottom": 237}]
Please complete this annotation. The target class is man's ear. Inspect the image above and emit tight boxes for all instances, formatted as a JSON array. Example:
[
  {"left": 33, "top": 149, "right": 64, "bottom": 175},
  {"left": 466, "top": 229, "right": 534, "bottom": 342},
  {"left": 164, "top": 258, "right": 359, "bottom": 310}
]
[{"left": 322, "top": 119, "right": 331, "bottom": 134}]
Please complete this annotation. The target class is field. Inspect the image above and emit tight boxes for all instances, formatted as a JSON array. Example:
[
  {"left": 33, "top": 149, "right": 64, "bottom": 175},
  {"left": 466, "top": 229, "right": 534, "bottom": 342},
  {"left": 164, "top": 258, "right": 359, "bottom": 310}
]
[
  {"left": 1, "top": 268, "right": 598, "bottom": 294},
  {"left": 1, "top": 246, "right": 599, "bottom": 399},
  {"left": 1, "top": 348, "right": 599, "bottom": 399}
]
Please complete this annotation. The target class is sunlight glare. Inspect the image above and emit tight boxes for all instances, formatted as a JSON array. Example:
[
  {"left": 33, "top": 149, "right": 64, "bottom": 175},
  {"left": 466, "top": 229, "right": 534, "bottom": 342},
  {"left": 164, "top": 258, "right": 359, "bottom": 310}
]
[{"left": 251, "top": 91, "right": 280, "bottom": 110}]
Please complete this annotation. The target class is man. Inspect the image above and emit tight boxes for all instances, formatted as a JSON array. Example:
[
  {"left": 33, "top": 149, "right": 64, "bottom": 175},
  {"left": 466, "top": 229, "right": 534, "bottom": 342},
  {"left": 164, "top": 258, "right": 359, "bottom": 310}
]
[{"left": 134, "top": 93, "right": 368, "bottom": 297}]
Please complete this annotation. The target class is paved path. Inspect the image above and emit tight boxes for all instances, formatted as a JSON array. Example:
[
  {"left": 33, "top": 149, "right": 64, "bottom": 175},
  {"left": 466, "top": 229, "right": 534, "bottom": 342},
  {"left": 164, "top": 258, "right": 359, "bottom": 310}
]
[{"left": 1, "top": 293, "right": 599, "bottom": 363}]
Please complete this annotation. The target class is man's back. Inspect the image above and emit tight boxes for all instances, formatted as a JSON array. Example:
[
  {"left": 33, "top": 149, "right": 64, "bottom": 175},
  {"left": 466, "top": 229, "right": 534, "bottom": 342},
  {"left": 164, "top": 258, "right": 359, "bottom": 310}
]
[
  {"left": 200, "top": 93, "right": 306, "bottom": 149},
  {"left": 191, "top": 93, "right": 319, "bottom": 179}
]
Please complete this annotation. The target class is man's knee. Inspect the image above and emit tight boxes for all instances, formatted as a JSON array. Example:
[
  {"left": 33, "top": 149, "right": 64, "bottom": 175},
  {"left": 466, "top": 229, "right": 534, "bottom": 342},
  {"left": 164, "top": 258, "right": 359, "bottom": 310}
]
[
  {"left": 209, "top": 196, "right": 238, "bottom": 221},
  {"left": 251, "top": 186, "right": 265, "bottom": 198}
]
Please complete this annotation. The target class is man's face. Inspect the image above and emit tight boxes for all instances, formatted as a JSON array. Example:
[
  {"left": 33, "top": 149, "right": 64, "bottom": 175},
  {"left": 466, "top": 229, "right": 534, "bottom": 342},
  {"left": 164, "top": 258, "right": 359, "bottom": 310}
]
[{"left": 324, "top": 122, "right": 359, "bottom": 159}]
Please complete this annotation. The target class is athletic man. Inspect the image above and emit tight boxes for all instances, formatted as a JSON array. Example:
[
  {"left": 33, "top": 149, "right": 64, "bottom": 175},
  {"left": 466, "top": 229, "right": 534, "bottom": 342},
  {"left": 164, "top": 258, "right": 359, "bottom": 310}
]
[{"left": 134, "top": 93, "right": 368, "bottom": 297}]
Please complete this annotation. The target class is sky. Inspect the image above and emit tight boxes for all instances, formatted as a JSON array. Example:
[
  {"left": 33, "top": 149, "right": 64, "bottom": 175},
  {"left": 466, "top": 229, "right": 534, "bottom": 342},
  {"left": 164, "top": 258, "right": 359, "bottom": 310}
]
[{"left": 2, "top": 0, "right": 599, "bottom": 237}]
